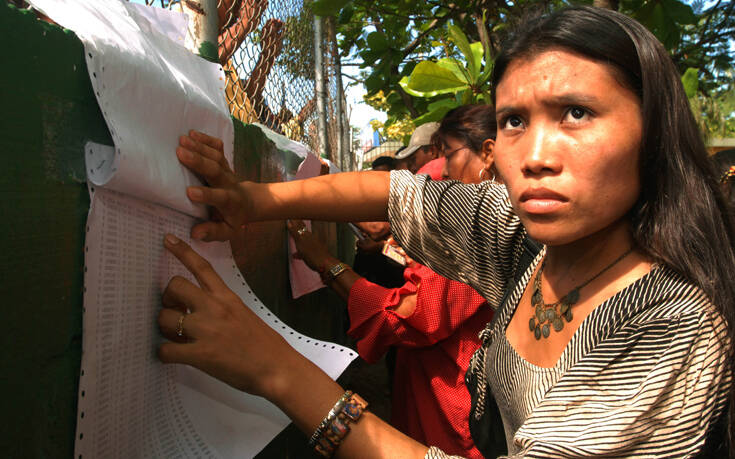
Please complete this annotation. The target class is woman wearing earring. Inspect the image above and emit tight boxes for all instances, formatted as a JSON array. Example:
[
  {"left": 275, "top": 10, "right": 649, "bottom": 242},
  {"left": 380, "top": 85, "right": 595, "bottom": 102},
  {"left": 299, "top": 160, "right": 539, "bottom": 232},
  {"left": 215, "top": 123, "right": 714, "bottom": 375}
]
[
  {"left": 159, "top": 7, "right": 733, "bottom": 457},
  {"left": 284, "top": 105, "right": 499, "bottom": 458},
  {"left": 434, "top": 106, "right": 500, "bottom": 186}
]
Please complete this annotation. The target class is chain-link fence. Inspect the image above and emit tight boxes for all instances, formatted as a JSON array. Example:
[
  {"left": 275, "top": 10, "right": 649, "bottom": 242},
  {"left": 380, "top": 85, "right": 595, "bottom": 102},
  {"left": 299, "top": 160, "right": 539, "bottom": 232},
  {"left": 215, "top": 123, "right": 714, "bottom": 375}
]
[
  {"left": 145, "top": 0, "right": 346, "bottom": 164},
  {"left": 10, "top": 0, "right": 348, "bottom": 166}
]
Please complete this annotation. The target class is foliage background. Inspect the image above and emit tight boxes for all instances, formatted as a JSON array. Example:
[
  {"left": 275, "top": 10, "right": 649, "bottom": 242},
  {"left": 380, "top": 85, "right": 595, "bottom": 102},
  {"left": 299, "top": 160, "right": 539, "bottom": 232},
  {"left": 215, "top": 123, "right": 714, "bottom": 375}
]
[{"left": 313, "top": 0, "right": 734, "bottom": 142}]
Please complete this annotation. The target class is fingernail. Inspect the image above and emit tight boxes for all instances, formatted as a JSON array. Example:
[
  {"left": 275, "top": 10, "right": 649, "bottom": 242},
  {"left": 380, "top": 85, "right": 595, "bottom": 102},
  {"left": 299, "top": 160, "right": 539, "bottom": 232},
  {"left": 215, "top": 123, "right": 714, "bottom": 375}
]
[
  {"left": 177, "top": 148, "right": 193, "bottom": 161},
  {"left": 165, "top": 234, "right": 179, "bottom": 245},
  {"left": 188, "top": 188, "right": 203, "bottom": 200}
]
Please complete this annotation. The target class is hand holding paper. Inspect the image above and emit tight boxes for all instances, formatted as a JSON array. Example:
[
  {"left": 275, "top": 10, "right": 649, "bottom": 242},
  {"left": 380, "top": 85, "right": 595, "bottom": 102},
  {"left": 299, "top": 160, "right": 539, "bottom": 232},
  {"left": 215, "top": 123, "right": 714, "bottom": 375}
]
[
  {"left": 158, "top": 234, "right": 301, "bottom": 399},
  {"left": 176, "top": 130, "right": 254, "bottom": 242}
]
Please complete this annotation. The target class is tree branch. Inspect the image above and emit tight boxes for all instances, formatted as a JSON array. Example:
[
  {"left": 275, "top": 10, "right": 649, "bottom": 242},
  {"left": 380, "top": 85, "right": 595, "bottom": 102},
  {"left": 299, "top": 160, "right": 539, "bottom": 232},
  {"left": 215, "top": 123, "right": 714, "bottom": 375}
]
[
  {"left": 396, "top": 85, "right": 419, "bottom": 118},
  {"left": 401, "top": 15, "right": 451, "bottom": 58}
]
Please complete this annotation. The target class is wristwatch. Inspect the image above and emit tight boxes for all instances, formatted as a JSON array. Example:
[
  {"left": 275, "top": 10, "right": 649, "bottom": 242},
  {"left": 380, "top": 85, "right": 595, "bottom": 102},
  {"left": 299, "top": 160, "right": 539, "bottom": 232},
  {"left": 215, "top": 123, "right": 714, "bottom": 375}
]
[{"left": 323, "top": 262, "right": 349, "bottom": 282}]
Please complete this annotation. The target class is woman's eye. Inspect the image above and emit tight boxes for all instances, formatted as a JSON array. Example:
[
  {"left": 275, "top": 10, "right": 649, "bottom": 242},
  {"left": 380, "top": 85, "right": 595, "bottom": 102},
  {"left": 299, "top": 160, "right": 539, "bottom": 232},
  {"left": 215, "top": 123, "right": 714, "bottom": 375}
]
[
  {"left": 563, "top": 106, "right": 591, "bottom": 124},
  {"left": 502, "top": 115, "right": 524, "bottom": 130}
]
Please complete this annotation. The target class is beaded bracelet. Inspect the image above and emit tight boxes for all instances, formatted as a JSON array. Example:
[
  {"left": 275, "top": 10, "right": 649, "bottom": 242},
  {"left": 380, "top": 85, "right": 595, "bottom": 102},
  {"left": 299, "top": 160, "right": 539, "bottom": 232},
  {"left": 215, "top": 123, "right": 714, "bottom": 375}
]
[
  {"left": 308, "top": 390, "right": 353, "bottom": 448},
  {"left": 310, "top": 392, "right": 369, "bottom": 458}
]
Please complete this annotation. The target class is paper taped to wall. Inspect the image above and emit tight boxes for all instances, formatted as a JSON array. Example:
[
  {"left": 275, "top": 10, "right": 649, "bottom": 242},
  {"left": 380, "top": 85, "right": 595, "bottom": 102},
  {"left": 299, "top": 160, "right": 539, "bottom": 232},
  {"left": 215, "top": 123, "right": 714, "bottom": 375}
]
[
  {"left": 31, "top": 0, "right": 233, "bottom": 219},
  {"left": 25, "top": 0, "right": 358, "bottom": 457},
  {"left": 78, "top": 186, "right": 356, "bottom": 458}
]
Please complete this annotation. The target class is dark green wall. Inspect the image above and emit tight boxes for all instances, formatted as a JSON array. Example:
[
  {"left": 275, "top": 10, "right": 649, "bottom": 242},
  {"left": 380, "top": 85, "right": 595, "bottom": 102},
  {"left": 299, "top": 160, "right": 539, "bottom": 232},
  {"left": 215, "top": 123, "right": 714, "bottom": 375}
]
[{"left": 0, "top": 3, "right": 357, "bottom": 457}]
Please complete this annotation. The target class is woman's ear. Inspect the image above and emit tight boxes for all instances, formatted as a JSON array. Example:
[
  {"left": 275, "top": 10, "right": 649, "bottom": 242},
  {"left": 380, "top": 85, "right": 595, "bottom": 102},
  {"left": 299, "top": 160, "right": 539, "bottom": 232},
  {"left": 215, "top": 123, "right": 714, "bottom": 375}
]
[
  {"left": 480, "top": 139, "right": 495, "bottom": 167},
  {"left": 481, "top": 139, "right": 501, "bottom": 184}
]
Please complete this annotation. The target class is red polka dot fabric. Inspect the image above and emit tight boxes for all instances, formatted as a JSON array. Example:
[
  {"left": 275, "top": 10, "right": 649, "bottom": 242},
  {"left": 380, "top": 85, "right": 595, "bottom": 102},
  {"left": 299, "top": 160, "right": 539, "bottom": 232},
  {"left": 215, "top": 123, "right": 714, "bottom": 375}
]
[{"left": 348, "top": 262, "right": 492, "bottom": 459}]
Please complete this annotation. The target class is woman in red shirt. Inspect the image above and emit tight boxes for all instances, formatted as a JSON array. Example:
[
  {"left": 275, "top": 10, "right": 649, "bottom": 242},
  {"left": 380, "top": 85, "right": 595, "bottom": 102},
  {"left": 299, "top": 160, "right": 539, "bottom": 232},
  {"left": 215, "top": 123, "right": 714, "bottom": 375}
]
[{"left": 288, "top": 105, "right": 499, "bottom": 458}]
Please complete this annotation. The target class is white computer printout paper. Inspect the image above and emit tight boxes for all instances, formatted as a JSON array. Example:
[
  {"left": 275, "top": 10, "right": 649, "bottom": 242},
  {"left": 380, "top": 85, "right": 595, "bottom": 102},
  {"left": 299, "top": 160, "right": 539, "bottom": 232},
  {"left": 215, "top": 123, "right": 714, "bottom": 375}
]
[
  {"left": 30, "top": 0, "right": 233, "bottom": 219},
  {"left": 78, "top": 186, "right": 357, "bottom": 458},
  {"left": 24, "top": 1, "right": 358, "bottom": 457}
]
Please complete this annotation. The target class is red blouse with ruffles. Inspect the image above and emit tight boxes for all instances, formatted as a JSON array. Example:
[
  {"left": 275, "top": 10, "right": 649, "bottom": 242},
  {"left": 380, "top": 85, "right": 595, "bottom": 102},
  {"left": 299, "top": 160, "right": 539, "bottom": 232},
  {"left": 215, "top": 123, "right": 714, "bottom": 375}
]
[{"left": 347, "top": 263, "right": 491, "bottom": 459}]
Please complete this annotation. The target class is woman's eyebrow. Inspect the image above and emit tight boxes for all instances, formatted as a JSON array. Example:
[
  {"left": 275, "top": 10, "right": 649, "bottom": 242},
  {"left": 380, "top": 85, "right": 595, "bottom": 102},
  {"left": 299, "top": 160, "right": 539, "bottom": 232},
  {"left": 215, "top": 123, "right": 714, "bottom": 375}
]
[
  {"left": 542, "top": 93, "right": 601, "bottom": 107},
  {"left": 495, "top": 93, "right": 601, "bottom": 118},
  {"left": 495, "top": 106, "right": 521, "bottom": 119}
]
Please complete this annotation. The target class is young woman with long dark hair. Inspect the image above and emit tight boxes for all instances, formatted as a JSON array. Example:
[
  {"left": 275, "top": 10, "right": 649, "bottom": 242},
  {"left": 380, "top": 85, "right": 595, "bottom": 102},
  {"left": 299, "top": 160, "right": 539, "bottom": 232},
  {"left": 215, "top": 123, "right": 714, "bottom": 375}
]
[{"left": 157, "top": 6, "right": 733, "bottom": 457}]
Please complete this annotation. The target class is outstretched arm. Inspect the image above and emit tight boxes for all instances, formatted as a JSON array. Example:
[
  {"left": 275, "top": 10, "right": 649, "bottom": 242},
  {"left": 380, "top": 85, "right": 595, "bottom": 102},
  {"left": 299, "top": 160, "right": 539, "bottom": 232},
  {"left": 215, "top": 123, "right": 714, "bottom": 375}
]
[
  {"left": 157, "top": 235, "right": 429, "bottom": 458},
  {"left": 176, "top": 131, "right": 391, "bottom": 241},
  {"left": 286, "top": 220, "right": 418, "bottom": 316}
]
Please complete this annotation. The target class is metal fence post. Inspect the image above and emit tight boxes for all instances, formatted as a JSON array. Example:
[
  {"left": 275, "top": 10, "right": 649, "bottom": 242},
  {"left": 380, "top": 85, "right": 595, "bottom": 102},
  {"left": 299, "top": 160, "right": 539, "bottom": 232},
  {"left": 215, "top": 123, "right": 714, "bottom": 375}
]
[
  {"left": 181, "top": 0, "right": 219, "bottom": 63},
  {"left": 329, "top": 19, "right": 350, "bottom": 171},
  {"left": 313, "top": 15, "right": 330, "bottom": 159}
]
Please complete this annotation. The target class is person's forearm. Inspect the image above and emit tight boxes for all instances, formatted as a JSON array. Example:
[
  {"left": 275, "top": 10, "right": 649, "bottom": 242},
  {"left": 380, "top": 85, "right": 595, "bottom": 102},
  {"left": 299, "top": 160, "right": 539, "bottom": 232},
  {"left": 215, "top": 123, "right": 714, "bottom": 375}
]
[
  {"left": 269, "top": 350, "right": 428, "bottom": 459},
  {"left": 308, "top": 254, "right": 360, "bottom": 301},
  {"left": 247, "top": 171, "right": 391, "bottom": 222},
  {"left": 328, "top": 266, "right": 361, "bottom": 301}
]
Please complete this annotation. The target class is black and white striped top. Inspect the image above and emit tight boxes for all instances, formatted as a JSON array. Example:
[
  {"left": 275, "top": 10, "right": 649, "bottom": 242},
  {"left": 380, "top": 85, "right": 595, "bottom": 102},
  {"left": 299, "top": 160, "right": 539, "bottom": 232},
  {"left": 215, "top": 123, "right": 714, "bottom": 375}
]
[{"left": 387, "top": 171, "right": 732, "bottom": 458}]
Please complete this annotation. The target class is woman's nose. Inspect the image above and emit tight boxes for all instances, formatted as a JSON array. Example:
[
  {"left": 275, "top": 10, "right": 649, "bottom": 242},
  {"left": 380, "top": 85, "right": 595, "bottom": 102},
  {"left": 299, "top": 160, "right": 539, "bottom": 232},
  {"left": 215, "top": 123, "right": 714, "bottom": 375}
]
[
  {"left": 521, "top": 125, "right": 562, "bottom": 175},
  {"left": 440, "top": 159, "right": 450, "bottom": 179}
]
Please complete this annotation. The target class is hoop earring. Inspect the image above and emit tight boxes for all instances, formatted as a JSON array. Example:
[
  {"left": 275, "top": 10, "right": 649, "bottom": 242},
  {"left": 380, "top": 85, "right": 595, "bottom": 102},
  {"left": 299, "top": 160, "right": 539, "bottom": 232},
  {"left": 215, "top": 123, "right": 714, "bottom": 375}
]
[{"left": 478, "top": 169, "right": 485, "bottom": 180}]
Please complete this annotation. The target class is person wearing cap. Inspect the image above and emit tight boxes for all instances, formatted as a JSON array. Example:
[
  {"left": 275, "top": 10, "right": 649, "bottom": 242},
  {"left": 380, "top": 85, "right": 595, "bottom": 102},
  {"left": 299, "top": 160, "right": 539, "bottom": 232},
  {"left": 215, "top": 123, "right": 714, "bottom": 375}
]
[{"left": 395, "top": 122, "right": 440, "bottom": 173}]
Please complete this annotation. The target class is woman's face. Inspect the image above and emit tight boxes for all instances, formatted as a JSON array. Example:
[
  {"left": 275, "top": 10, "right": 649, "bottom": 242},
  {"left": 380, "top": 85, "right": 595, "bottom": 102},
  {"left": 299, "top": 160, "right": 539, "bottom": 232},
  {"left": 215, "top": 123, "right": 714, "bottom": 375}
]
[
  {"left": 440, "top": 136, "right": 488, "bottom": 184},
  {"left": 494, "top": 49, "right": 643, "bottom": 246}
]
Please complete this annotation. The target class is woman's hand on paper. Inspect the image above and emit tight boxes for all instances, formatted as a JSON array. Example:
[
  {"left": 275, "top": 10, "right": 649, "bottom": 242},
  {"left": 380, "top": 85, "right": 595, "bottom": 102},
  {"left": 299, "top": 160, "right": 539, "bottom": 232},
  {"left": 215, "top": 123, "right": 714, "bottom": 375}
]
[
  {"left": 157, "top": 235, "right": 431, "bottom": 457},
  {"left": 176, "top": 130, "right": 253, "bottom": 242},
  {"left": 157, "top": 233, "right": 296, "bottom": 399},
  {"left": 286, "top": 219, "right": 336, "bottom": 272}
]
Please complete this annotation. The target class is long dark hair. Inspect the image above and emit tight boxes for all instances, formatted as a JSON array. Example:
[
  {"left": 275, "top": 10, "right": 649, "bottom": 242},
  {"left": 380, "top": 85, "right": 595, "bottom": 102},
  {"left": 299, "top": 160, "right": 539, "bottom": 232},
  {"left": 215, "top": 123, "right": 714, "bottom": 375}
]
[
  {"left": 431, "top": 104, "right": 497, "bottom": 154},
  {"left": 491, "top": 6, "right": 735, "bottom": 455}
]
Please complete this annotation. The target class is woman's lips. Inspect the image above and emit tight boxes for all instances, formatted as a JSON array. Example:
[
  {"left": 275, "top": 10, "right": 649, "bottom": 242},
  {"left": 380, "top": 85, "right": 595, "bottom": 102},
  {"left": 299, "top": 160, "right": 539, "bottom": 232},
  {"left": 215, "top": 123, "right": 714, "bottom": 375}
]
[{"left": 519, "top": 188, "right": 569, "bottom": 215}]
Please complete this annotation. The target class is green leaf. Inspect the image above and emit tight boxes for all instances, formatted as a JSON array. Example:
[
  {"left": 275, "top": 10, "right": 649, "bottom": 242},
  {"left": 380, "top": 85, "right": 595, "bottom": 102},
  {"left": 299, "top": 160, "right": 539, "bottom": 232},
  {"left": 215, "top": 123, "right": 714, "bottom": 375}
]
[
  {"left": 478, "top": 55, "right": 494, "bottom": 87},
  {"left": 469, "top": 42, "right": 484, "bottom": 81},
  {"left": 413, "top": 101, "right": 458, "bottom": 125},
  {"left": 400, "top": 61, "right": 470, "bottom": 98},
  {"left": 447, "top": 24, "right": 476, "bottom": 77},
  {"left": 461, "top": 88, "right": 473, "bottom": 105},
  {"left": 681, "top": 67, "right": 699, "bottom": 99},
  {"left": 310, "top": 0, "right": 350, "bottom": 17},
  {"left": 366, "top": 31, "right": 389, "bottom": 53},
  {"left": 661, "top": 0, "right": 696, "bottom": 25},
  {"left": 633, "top": 0, "right": 690, "bottom": 49},
  {"left": 337, "top": 3, "right": 354, "bottom": 24},
  {"left": 436, "top": 58, "right": 470, "bottom": 84},
  {"left": 365, "top": 72, "right": 384, "bottom": 93},
  {"left": 360, "top": 49, "right": 380, "bottom": 65},
  {"left": 428, "top": 97, "right": 461, "bottom": 112}
]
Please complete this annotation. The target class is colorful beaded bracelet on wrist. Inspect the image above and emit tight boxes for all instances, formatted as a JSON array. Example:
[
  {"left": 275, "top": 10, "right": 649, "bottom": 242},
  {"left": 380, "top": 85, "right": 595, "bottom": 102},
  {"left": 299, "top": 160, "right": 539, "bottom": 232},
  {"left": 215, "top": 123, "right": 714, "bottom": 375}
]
[
  {"left": 308, "top": 390, "right": 352, "bottom": 448},
  {"left": 309, "top": 391, "right": 369, "bottom": 458}
]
